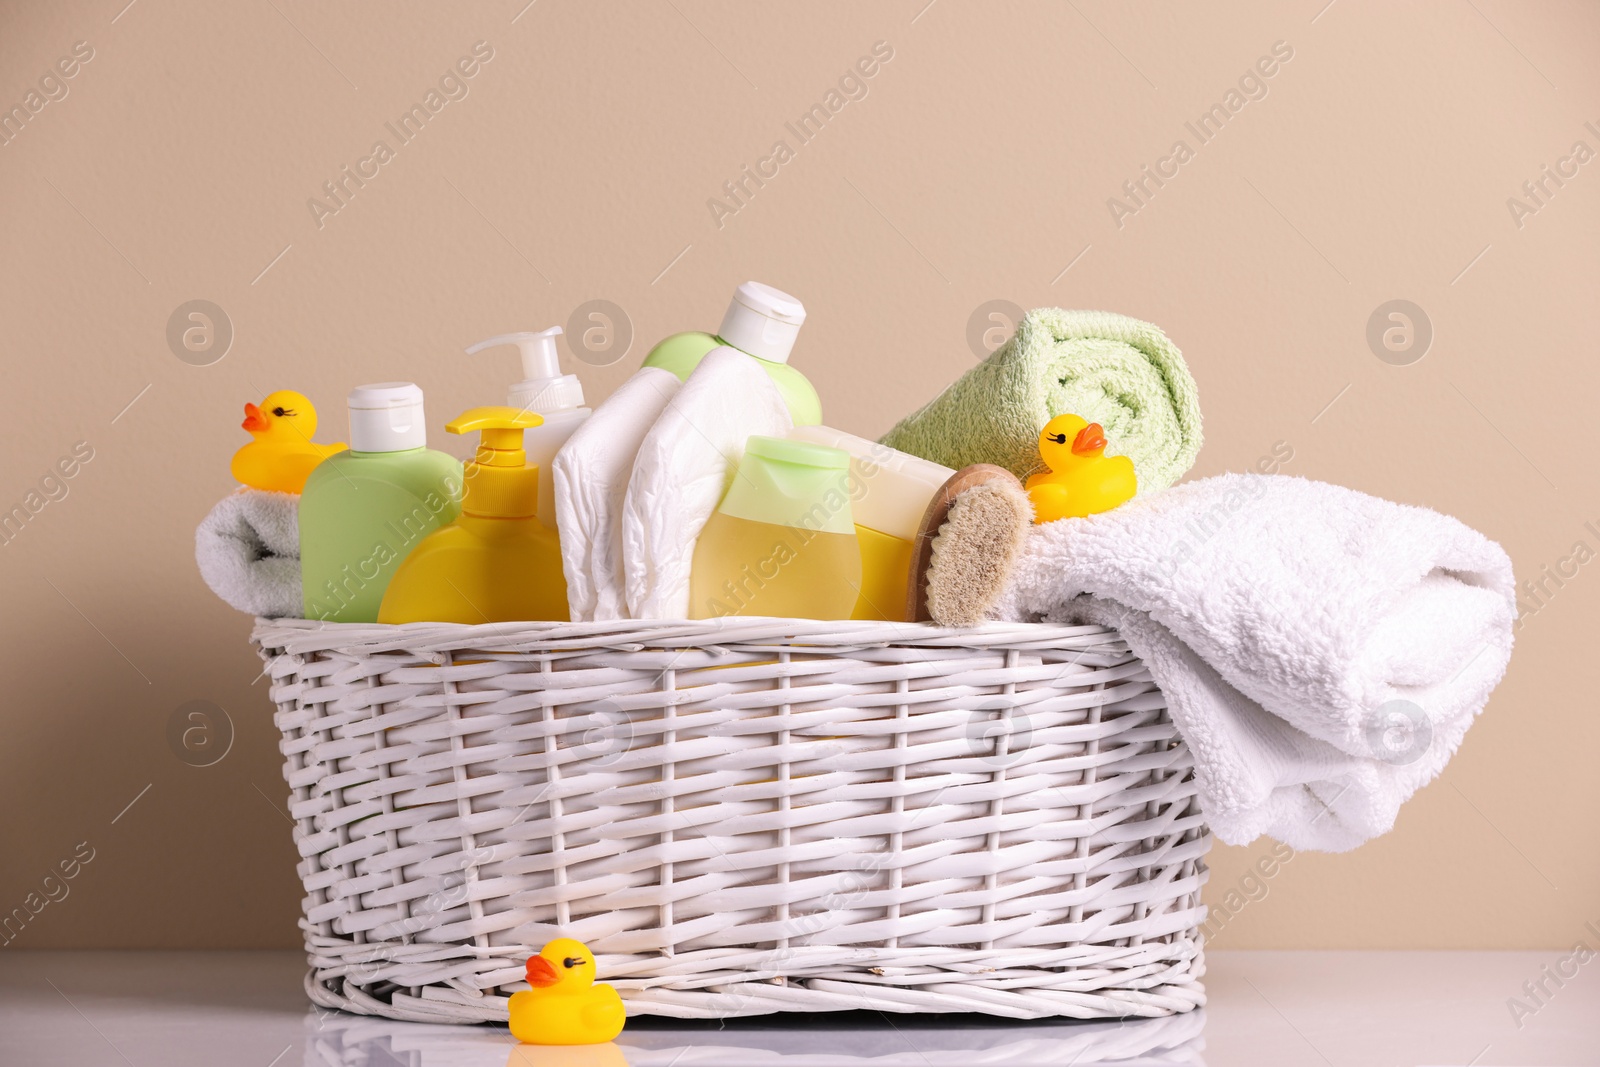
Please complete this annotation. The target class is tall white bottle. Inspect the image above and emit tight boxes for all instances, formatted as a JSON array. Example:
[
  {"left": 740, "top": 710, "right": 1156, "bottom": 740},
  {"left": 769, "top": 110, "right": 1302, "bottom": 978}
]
[{"left": 467, "top": 327, "right": 592, "bottom": 528}]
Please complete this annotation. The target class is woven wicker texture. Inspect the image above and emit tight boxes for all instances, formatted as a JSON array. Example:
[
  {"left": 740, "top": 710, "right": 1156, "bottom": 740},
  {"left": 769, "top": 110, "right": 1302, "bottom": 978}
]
[{"left": 254, "top": 617, "right": 1210, "bottom": 1022}]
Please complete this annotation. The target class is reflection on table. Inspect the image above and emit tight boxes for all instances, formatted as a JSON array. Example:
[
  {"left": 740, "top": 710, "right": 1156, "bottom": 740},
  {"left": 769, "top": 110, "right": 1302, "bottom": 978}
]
[{"left": 302, "top": 1006, "right": 1206, "bottom": 1066}]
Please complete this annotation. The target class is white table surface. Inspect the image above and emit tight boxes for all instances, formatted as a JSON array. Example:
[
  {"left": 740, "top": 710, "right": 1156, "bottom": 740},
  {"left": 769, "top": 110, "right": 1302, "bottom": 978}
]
[{"left": 0, "top": 950, "right": 1594, "bottom": 1065}]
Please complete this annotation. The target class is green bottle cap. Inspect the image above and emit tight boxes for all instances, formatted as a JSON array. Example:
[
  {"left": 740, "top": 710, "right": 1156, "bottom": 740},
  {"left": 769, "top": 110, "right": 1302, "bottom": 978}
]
[
  {"left": 744, "top": 435, "right": 848, "bottom": 470},
  {"left": 717, "top": 436, "right": 854, "bottom": 534}
]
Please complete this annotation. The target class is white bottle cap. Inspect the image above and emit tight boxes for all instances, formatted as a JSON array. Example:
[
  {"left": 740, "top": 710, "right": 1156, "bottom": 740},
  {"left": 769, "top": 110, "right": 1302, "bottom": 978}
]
[
  {"left": 718, "top": 281, "right": 806, "bottom": 364},
  {"left": 348, "top": 382, "right": 427, "bottom": 453},
  {"left": 466, "top": 327, "right": 587, "bottom": 415}
]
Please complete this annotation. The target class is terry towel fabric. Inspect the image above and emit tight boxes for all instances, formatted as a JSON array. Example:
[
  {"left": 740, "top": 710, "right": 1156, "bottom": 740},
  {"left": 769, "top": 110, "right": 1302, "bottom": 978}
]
[
  {"left": 881, "top": 308, "right": 1202, "bottom": 493},
  {"left": 998, "top": 473, "right": 1516, "bottom": 851},
  {"left": 553, "top": 367, "right": 681, "bottom": 621},
  {"left": 622, "top": 347, "right": 793, "bottom": 619},
  {"left": 195, "top": 489, "right": 302, "bottom": 618}
]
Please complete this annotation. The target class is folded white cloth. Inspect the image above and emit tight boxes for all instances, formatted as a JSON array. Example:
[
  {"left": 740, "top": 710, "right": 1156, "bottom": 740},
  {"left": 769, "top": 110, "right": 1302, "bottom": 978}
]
[
  {"left": 552, "top": 367, "right": 681, "bottom": 621},
  {"left": 622, "top": 347, "right": 793, "bottom": 619},
  {"left": 999, "top": 473, "right": 1516, "bottom": 851},
  {"left": 195, "top": 489, "right": 302, "bottom": 618}
]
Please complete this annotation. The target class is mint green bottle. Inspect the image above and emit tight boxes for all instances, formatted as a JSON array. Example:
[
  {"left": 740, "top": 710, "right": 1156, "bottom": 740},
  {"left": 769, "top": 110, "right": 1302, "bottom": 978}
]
[
  {"left": 299, "top": 383, "right": 464, "bottom": 622},
  {"left": 642, "top": 281, "right": 822, "bottom": 425}
]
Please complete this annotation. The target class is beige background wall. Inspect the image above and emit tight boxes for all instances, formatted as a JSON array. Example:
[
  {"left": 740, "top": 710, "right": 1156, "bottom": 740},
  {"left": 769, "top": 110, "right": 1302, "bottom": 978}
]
[{"left": 1, "top": 0, "right": 1595, "bottom": 951}]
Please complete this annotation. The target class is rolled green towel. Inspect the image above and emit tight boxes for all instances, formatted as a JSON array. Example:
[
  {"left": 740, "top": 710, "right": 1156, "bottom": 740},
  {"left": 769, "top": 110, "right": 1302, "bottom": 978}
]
[{"left": 880, "top": 308, "right": 1202, "bottom": 492}]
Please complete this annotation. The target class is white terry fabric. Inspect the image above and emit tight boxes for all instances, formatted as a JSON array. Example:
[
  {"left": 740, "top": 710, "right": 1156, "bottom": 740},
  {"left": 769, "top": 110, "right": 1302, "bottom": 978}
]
[
  {"left": 552, "top": 367, "right": 681, "bottom": 621},
  {"left": 195, "top": 489, "right": 302, "bottom": 618},
  {"left": 622, "top": 347, "right": 793, "bottom": 619},
  {"left": 998, "top": 473, "right": 1516, "bottom": 851}
]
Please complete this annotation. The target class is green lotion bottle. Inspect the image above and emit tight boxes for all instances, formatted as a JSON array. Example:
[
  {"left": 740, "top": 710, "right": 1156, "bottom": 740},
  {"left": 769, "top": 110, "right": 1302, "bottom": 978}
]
[
  {"left": 642, "top": 281, "right": 822, "bottom": 425},
  {"left": 299, "top": 383, "right": 464, "bottom": 623}
]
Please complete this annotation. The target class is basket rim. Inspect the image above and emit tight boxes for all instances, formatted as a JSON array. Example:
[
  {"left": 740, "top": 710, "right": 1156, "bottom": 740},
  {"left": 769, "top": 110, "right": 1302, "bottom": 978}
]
[{"left": 250, "top": 616, "right": 1125, "bottom": 656}]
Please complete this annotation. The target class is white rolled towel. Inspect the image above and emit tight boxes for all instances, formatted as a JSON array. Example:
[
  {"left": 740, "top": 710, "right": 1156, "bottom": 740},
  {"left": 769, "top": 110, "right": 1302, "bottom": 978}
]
[
  {"left": 999, "top": 473, "right": 1516, "bottom": 851},
  {"left": 552, "top": 367, "right": 681, "bottom": 621},
  {"left": 195, "top": 489, "right": 302, "bottom": 618}
]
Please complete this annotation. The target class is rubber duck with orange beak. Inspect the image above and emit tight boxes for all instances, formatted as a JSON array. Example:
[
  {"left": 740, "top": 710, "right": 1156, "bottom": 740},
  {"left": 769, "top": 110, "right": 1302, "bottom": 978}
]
[
  {"left": 229, "top": 389, "right": 346, "bottom": 494},
  {"left": 1025, "top": 413, "right": 1138, "bottom": 523},
  {"left": 508, "top": 938, "right": 626, "bottom": 1045}
]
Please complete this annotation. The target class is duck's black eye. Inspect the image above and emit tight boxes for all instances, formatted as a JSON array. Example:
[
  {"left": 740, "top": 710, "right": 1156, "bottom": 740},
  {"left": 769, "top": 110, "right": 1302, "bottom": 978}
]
[
  {"left": 1048, "top": 433, "right": 1067, "bottom": 444},
  {"left": 272, "top": 406, "right": 294, "bottom": 418},
  {"left": 562, "top": 956, "right": 583, "bottom": 969}
]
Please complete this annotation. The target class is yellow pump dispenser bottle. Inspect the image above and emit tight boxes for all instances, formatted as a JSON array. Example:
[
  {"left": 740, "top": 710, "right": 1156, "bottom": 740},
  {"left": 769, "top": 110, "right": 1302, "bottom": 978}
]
[{"left": 377, "top": 406, "right": 570, "bottom": 624}]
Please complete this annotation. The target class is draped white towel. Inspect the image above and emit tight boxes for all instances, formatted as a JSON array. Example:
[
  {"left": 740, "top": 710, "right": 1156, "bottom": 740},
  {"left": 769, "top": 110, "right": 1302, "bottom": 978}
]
[{"left": 998, "top": 473, "right": 1516, "bottom": 851}]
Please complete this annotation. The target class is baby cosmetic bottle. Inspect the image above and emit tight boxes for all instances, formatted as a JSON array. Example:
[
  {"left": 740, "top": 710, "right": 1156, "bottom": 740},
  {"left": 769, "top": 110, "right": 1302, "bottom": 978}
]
[
  {"left": 643, "top": 282, "right": 822, "bottom": 425},
  {"left": 689, "top": 436, "right": 860, "bottom": 620},
  {"left": 466, "top": 327, "right": 591, "bottom": 528},
  {"left": 377, "top": 407, "right": 569, "bottom": 625},
  {"left": 298, "top": 383, "right": 464, "bottom": 623},
  {"left": 788, "top": 426, "right": 954, "bottom": 622}
]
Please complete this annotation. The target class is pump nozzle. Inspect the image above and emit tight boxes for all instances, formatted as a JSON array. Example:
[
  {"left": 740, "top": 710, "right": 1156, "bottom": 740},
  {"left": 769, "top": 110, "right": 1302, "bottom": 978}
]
[
  {"left": 466, "top": 328, "right": 586, "bottom": 415},
  {"left": 445, "top": 406, "right": 545, "bottom": 518}
]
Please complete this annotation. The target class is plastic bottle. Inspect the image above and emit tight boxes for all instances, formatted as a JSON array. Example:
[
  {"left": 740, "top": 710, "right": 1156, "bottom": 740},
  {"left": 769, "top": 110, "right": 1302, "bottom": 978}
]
[
  {"left": 788, "top": 426, "right": 954, "bottom": 622},
  {"left": 466, "top": 327, "right": 592, "bottom": 528},
  {"left": 299, "top": 384, "right": 464, "bottom": 623},
  {"left": 689, "top": 436, "right": 860, "bottom": 620},
  {"left": 377, "top": 406, "right": 569, "bottom": 624},
  {"left": 642, "top": 282, "right": 822, "bottom": 425}
]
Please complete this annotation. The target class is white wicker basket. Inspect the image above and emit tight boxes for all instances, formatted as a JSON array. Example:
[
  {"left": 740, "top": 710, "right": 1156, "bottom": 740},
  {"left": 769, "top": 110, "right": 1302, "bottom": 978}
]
[{"left": 254, "top": 617, "right": 1210, "bottom": 1023}]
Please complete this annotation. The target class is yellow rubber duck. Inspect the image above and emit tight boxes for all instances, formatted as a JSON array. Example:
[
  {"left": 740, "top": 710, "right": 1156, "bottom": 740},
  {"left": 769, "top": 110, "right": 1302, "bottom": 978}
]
[
  {"left": 1025, "top": 414, "right": 1137, "bottom": 523},
  {"left": 509, "top": 939, "right": 626, "bottom": 1046},
  {"left": 230, "top": 390, "right": 346, "bottom": 494}
]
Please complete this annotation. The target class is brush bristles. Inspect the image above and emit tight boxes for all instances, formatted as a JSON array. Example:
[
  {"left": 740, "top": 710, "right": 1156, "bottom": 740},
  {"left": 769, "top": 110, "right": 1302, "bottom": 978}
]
[{"left": 926, "top": 479, "right": 1033, "bottom": 626}]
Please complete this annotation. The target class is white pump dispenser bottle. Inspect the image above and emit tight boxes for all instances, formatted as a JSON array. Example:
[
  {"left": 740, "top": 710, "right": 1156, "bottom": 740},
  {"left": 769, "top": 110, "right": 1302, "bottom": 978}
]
[{"left": 466, "top": 327, "right": 592, "bottom": 528}]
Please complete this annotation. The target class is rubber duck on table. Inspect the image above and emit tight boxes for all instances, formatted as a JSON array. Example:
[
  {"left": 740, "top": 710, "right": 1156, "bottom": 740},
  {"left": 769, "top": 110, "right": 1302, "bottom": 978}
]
[
  {"left": 230, "top": 390, "right": 346, "bottom": 494},
  {"left": 1025, "top": 413, "right": 1137, "bottom": 523},
  {"left": 509, "top": 938, "right": 626, "bottom": 1046}
]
